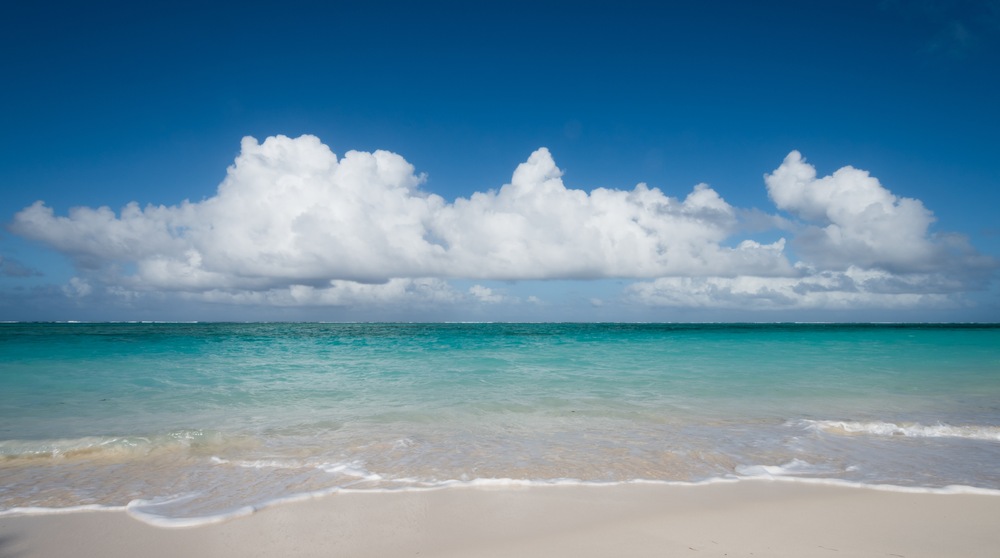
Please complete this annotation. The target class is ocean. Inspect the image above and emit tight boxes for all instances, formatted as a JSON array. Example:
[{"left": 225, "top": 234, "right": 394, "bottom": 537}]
[{"left": 1, "top": 322, "right": 998, "bottom": 526}]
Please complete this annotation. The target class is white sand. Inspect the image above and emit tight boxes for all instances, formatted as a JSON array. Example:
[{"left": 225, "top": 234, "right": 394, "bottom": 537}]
[{"left": 2, "top": 481, "right": 998, "bottom": 557}]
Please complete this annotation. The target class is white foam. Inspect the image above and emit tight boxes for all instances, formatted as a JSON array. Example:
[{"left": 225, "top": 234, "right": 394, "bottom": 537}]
[
  {"left": 0, "top": 504, "right": 125, "bottom": 518},
  {"left": 320, "top": 461, "right": 383, "bottom": 481},
  {"left": 732, "top": 474, "right": 1000, "bottom": 496},
  {"left": 803, "top": 420, "right": 1000, "bottom": 441},
  {"left": 218, "top": 457, "right": 309, "bottom": 470},
  {"left": 5, "top": 473, "right": 999, "bottom": 528},
  {"left": 735, "top": 458, "right": 841, "bottom": 478},
  {"left": 733, "top": 457, "right": 1000, "bottom": 496},
  {"left": 123, "top": 485, "right": 361, "bottom": 528},
  {"left": 126, "top": 493, "right": 260, "bottom": 528},
  {"left": 341, "top": 474, "right": 1000, "bottom": 497}
]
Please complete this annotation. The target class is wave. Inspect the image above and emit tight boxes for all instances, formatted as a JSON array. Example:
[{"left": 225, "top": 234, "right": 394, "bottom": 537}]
[
  {"left": 209, "top": 456, "right": 386, "bottom": 483},
  {"left": 801, "top": 420, "right": 1000, "bottom": 442},
  {"left": 0, "top": 430, "right": 233, "bottom": 461},
  {"left": 735, "top": 458, "right": 849, "bottom": 477},
  {"left": 731, "top": 462, "right": 1000, "bottom": 496},
  {"left": 0, "top": 504, "right": 126, "bottom": 518},
  {"left": 3, "top": 473, "right": 998, "bottom": 528}
]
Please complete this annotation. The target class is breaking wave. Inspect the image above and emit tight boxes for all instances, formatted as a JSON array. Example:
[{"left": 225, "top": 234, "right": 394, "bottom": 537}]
[{"left": 802, "top": 420, "right": 1000, "bottom": 442}]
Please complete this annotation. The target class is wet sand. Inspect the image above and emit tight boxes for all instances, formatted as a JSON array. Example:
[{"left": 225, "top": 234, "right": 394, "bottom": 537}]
[{"left": 2, "top": 480, "right": 998, "bottom": 558}]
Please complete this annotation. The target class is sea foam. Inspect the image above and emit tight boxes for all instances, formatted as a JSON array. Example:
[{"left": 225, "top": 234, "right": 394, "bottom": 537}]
[{"left": 803, "top": 420, "right": 1000, "bottom": 441}]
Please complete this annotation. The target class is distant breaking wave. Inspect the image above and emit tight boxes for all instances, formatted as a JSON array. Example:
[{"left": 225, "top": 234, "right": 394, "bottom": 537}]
[
  {"left": 0, "top": 430, "right": 228, "bottom": 461},
  {"left": 803, "top": 420, "right": 1000, "bottom": 442}
]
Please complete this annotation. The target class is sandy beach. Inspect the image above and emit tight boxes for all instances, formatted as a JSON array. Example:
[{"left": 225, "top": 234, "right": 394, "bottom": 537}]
[{"left": 2, "top": 480, "right": 998, "bottom": 558}]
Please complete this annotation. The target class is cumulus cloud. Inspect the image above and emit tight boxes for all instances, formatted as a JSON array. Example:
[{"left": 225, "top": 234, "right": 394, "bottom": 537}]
[
  {"left": 9, "top": 135, "right": 994, "bottom": 312},
  {"left": 764, "top": 151, "right": 993, "bottom": 276},
  {"left": 627, "top": 151, "right": 994, "bottom": 310},
  {"left": 428, "top": 150, "right": 792, "bottom": 280},
  {"left": 766, "top": 150, "right": 936, "bottom": 271},
  {"left": 10, "top": 134, "right": 791, "bottom": 293},
  {"left": 468, "top": 285, "right": 506, "bottom": 304}
]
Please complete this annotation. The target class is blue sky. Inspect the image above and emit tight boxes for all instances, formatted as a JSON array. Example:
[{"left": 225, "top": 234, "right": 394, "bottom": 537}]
[{"left": 1, "top": 0, "right": 998, "bottom": 322}]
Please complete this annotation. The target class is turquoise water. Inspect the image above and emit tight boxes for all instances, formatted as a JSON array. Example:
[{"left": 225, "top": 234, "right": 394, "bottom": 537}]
[{"left": 2, "top": 323, "right": 999, "bottom": 525}]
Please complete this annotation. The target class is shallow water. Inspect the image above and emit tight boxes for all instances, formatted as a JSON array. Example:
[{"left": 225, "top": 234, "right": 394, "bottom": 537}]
[{"left": 2, "top": 322, "right": 998, "bottom": 525}]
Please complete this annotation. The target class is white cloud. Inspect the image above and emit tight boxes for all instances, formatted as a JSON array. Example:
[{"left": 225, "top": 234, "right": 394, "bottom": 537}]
[
  {"left": 626, "top": 151, "right": 994, "bottom": 311},
  {"left": 765, "top": 150, "right": 939, "bottom": 271},
  {"left": 468, "top": 285, "right": 506, "bottom": 304},
  {"left": 188, "top": 278, "right": 460, "bottom": 307},
  {"left": 764, "top": 151, "right": 994, "bottom": 279},
  {"left": 11, "top": 134, "right": 793, "bottom": 288},
  {"left": 62, "top": 277, "right": 92, "bottom": 298},
  {"left": 9, "top": 135, "right": 994, "bottom": 313},
  {"left": 625, "top": 267, "right": 959, "bottom": 310}
]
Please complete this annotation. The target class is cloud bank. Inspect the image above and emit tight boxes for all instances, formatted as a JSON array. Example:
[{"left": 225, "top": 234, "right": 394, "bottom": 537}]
[{"left": 9, "top": 135, "right": 994, "bottom": 313}]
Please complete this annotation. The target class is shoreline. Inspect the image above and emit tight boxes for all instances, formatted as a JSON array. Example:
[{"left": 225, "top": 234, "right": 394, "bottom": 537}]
[
  {"left": 5, "top": 475, "right": 1000, "bottom": 529},
  {"left": 2, "top": 480, "right": 998, "bottom": 557}
]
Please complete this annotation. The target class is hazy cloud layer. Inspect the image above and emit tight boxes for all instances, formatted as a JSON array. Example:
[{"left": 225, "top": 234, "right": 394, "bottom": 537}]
[
  {"left": 10, "top": 135, "right": 994, "bottom": 312},
  {"left": 0, "top": 255, "right": 41, "bottom": 278},
  {"left": 625, "top": 268, "right": 961, "bottom": 311}
]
